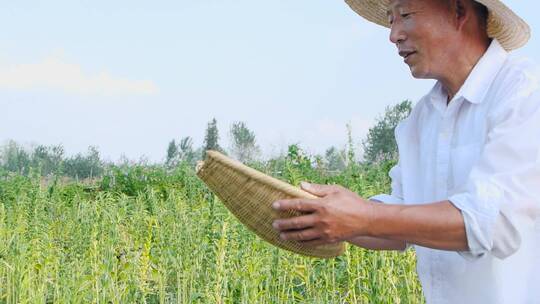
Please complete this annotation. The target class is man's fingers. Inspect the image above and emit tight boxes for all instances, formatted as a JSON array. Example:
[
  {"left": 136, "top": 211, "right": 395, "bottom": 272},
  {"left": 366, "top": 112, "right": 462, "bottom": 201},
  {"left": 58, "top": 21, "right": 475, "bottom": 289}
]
[
  {"left": 272, "top": 214, "right": 317, "bottom": 231},
  {"left": 272, "top": 198, "right": 318, "bottom": 213},
  {"left": 300, "top": 182, "right": 340, "bottom": 197},
  {"left": 278, "top": 228, "right": 320, "bottom": 242}
]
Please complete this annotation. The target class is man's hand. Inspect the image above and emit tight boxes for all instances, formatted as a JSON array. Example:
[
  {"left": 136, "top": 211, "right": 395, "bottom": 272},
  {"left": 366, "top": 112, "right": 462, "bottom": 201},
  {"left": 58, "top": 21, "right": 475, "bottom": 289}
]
[
  {"left": 273, "top": 182, "right": 469, "bottom": 251},
  {"left": 272, "top": 182, "right": 376, "bottom": 247}
]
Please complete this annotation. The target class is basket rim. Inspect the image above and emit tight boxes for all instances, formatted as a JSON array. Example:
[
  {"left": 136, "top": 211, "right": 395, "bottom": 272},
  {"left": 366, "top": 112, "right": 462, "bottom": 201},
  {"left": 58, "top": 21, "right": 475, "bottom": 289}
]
[{"left": 198, "top": 150, "right": 318, "bottom": 200}]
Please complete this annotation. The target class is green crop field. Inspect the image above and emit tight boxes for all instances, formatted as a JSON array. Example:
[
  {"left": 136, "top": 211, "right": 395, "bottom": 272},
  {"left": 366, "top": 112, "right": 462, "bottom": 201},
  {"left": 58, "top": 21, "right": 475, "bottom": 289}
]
[{"left": 0, "top": 160, "right": 423, "bottom": 303}]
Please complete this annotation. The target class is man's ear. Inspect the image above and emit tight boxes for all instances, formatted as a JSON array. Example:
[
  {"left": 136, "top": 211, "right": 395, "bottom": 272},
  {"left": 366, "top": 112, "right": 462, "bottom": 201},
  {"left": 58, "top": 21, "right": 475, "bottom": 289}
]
[{"left": 454, "top": 0, "right": 470, "bottom": 31}]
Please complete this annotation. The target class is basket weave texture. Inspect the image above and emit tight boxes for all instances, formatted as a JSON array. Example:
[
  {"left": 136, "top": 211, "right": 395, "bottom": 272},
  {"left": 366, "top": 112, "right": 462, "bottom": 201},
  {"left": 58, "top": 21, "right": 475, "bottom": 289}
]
[{"left": 196, "top": 150, "right": 345, "bottom": 258}]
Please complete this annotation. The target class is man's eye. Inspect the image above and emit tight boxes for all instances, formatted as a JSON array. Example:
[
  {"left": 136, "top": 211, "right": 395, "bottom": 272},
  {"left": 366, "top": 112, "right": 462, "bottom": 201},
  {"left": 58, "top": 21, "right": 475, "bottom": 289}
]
[{"left": 400, "top": 12, "right": 412, "bottom": 18}]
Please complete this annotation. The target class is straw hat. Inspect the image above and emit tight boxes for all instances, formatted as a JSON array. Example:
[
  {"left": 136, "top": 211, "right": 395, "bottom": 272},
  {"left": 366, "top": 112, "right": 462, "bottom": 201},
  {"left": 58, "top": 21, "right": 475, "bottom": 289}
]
[
  {"left": 345, "top": 0, "right": 530, "bottom": 51},
  {"left": 196, "top": 150, "right": 345, "bottom": 258}
]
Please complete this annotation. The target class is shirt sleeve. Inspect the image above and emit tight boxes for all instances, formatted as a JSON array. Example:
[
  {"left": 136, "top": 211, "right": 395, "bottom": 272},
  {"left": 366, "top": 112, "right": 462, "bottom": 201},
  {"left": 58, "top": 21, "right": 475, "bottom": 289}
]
[
  {"left": 449, "top": 89, "right": 540, "bottom": 260},
  {"left": 369, "top": 119, "right": 408, "bottom": 205},
  {"left": 370, "top": 162, "right": 405, "bottom": 205},
  {"left": 370, "top": 161, "right": 412, "bottom": 251}
]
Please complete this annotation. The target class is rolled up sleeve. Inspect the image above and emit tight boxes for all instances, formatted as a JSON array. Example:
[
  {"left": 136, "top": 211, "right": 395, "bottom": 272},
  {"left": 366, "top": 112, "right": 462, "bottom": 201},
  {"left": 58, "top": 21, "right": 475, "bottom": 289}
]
[{"left": 449, "top": 91, "right": 540, "bottom": 260}]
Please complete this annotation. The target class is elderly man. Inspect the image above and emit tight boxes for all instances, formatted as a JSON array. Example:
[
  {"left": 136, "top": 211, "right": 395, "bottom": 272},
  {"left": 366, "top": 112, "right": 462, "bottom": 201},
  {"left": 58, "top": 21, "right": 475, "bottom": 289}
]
[{"left": 272, "top": 0, "right": 540, "bottom": 303}]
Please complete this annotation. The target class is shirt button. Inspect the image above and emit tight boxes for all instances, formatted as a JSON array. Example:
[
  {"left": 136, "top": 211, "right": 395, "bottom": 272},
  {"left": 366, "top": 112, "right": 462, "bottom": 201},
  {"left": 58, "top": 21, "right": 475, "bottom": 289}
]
[{"left": 440, "top": 131, "right": 450, "bottom": 140}]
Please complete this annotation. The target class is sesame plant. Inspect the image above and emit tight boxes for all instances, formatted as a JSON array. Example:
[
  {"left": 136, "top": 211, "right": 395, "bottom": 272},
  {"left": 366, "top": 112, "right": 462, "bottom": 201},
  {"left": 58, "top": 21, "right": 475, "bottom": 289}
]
[{"left": 0, "top": 151, "right": 422, "bottom": 303}]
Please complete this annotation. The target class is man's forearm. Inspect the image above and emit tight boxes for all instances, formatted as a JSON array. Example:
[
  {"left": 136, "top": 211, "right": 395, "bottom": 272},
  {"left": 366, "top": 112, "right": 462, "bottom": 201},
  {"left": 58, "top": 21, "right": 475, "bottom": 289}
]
[
  {"left": 271, "top": 184, "right": 468, "bottom": 251},
  {"left": 347, "top": 236, "right": 407, "bottom": 251},
  {"left": 367, "top": 200, "right": 468, "bottom": 251}
]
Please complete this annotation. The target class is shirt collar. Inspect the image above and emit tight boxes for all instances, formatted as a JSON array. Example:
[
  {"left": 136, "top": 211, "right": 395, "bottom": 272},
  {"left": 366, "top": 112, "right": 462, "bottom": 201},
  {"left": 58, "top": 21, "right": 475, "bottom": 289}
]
[{"left": 429, "top": 39, "right": 509, "bottom": 107}]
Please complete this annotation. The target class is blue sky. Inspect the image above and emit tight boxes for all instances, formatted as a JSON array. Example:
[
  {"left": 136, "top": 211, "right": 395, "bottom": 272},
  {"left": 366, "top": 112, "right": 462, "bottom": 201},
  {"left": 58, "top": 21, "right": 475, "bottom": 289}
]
[{"left": 1, "top": 0, "right": 538, "bottom": 162}]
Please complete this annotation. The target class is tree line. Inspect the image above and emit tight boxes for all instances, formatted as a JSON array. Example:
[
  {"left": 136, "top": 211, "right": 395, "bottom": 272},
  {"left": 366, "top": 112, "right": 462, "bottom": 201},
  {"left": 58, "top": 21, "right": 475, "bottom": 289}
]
[
  {"left": 163, "top": 100, "right": 412, "bottom": 170},
  {"left": 1, "top": 101, "right": 411, "bottom": 179},
  {"left": 0, "top": 142, "right": 103, "bottom": 179}
]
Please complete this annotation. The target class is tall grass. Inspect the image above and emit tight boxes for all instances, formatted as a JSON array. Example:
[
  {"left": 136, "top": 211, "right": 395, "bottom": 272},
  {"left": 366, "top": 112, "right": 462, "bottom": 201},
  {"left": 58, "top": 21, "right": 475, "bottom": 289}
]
[{"left": 0, "top": 161, "right": 423, "bottom": 303}]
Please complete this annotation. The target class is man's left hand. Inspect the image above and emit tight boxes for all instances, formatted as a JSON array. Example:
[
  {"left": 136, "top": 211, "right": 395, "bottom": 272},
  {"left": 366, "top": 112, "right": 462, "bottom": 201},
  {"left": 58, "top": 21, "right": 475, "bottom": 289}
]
[{"left": 272, "top": 182, "right": 375, "bottom": 246}]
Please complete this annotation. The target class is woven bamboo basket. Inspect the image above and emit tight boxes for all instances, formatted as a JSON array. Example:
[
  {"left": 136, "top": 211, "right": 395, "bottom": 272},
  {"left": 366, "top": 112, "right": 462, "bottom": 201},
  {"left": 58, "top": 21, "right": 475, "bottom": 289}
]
[{"left": 196, "top": 150, "right": 345, "bottom": 258}]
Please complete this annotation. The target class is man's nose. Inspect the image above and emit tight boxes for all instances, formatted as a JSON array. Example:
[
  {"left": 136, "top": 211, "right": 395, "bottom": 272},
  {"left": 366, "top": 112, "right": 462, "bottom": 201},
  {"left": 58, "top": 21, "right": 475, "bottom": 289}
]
[{"left": 389, "top": 23, "right": 406, "bottom": 45}]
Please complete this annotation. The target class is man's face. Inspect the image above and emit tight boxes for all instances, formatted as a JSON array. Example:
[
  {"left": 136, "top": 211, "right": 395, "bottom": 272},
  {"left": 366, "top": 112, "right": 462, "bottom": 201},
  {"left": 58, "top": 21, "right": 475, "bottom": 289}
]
[{"left": 387, "top": 0, "right": 457, "bottom": 79}]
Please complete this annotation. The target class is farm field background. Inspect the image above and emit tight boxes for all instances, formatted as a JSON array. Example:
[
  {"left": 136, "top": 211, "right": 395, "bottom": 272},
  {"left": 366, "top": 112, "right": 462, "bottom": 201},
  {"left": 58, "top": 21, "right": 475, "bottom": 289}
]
[{"left": 0, "top": 156, "right": 423, "bottom": 303}]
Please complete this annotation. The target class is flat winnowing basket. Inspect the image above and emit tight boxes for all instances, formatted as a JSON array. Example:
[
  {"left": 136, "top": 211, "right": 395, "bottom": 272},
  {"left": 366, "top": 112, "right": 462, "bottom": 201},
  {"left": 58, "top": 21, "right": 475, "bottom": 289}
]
[{"left": 196, "top": 150, "right": 345, "bottom": 258}]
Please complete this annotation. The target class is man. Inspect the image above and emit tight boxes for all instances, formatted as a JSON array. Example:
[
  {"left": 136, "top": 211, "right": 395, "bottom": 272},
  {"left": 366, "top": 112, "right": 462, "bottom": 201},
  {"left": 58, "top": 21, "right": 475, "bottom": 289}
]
[{"left": 272, "top": 0, "right": 540, "bottom": 303}]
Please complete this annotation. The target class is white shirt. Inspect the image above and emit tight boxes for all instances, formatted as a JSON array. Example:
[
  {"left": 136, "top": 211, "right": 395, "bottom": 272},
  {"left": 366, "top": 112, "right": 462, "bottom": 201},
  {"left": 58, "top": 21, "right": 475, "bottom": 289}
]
[{"left": 371, "top": 39, "right": 540, "bottom": 304}]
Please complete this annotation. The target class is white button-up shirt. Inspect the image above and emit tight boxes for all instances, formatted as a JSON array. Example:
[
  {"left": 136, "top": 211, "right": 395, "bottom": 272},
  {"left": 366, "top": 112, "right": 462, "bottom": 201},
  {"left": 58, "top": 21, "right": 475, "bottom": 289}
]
[{"left": 371, "top": 39, "right": 540, "bottom": 304}]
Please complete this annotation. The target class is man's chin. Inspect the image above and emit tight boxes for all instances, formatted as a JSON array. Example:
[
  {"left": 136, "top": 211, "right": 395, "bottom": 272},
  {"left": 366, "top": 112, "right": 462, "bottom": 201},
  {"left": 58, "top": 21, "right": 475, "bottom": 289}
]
[{"left": 409, "top": 67, "right": 428, "bottom": 79}]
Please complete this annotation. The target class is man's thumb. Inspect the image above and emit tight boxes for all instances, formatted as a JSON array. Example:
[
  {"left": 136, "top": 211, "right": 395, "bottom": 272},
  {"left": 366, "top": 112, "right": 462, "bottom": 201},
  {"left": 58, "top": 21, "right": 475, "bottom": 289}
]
[{"left": 300, "top": 182, "right": 334, "bottom": 197}]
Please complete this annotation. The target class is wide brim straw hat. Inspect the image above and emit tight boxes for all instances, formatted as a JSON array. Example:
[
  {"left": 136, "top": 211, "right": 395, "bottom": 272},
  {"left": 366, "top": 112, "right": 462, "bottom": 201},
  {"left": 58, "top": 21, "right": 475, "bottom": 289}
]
[
  {"left": 196, "top": 150, "right": 346, "bottom": 258},
  {"left": 344, "top": 0, "right": 530, "bottom": 51}
]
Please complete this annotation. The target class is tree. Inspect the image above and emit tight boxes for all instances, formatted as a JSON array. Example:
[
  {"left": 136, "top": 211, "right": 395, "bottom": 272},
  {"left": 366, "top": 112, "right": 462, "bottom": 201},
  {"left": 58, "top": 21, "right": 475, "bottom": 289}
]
[
  {"left": 63, "top": 146, "right": 104, "bottom": 179},
  {"left": 178, "top": 136, "right": 197, "bottom": 165},
  {"left": 166, "top": 140, "right": 179, "bottom": 167},
  {"left": 229, "top": 121, "right": 260, "bottom": 163},
  {"left": 202, "top": 118, "right": 223, "bottom": 157},
  {"left": 0, "top": 140, "right": 31, "bottom": 175},
  {"left": 362, "top": 100, "right": 412, "bottom": 164},
  {"left": 32, "top": 144, "right": 65, "bottom": 175},
  {"left": 165, "top": 136, "right": 198, "bottom": 167},
  {"left": 324, "top": 146, "right": 346, "bottom": 172}
]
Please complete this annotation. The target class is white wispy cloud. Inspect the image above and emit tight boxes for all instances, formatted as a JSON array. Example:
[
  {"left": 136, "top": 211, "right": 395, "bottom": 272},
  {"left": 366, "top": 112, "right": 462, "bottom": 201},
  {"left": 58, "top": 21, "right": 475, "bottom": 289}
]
[{"left": 0, "top": 53, "right": 159, "bottom": 95}]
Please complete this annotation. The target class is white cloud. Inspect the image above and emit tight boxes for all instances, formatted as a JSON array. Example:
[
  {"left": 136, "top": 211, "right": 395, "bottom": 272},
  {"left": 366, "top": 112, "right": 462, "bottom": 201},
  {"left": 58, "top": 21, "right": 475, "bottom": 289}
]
[{"left": 0, "top": 53, "right": 159, "bottom": 95}]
